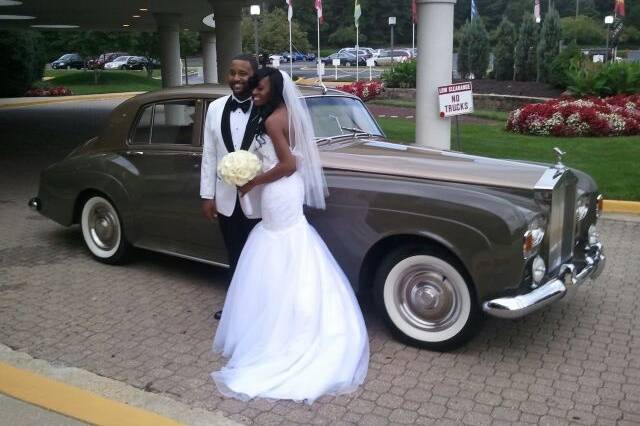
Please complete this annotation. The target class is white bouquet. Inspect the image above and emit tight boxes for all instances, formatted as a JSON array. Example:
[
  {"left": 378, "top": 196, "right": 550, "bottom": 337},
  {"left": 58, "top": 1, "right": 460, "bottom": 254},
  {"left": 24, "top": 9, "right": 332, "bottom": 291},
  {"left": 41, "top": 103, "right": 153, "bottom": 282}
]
[{"left": 217, "top": 150, "right": 262, "bottom": 187}]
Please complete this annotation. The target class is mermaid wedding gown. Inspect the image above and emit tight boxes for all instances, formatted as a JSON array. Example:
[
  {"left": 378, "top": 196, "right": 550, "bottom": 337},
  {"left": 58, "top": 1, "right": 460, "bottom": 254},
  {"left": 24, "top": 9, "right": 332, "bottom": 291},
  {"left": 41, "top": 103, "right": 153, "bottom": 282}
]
[{"left": 212, "top": 135, "right": 369, "bottom": 403}]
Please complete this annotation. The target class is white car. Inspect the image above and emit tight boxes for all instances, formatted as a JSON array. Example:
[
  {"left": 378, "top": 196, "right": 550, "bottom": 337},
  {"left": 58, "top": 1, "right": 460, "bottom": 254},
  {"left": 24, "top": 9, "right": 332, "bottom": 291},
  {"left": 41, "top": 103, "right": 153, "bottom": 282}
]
[
  {"left": 104, "top": 56, "right": 134, "bottom": 70},
  {"left": 374, "top": 49, "right": 412, "bottom": 66}
]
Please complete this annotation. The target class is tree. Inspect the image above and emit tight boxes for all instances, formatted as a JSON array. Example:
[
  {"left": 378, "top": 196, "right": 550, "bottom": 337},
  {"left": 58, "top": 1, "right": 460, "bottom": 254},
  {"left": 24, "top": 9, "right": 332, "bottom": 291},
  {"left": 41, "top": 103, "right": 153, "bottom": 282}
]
[
  {"left": 0, "top": 30, "right": 46, "bottom": 97},
  {"left": 537, "top": 7, "right": 562, "bottom": 83},
  {"left": 134, "top": 32, "right": 161, "bottom": 77},
  {"left": 560, "top": 16, "right": 605, "bottom": 45},
  {"left": 514, "top": 13, "right": 538, "bottom": 81},
  {"left": 242, "top": 8, "right": 311, "bottom": 54},
  {"left": 492, "top": 17, "right": 517, "bottom": 80},
  {"left": 457, "top": 19, "right": 490, "bottom": 79}
]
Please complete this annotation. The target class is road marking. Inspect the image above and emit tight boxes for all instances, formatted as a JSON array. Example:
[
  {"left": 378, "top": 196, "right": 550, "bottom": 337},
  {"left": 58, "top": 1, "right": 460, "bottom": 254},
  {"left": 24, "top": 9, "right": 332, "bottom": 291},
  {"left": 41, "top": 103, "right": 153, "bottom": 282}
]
[{"left": 0, "top": 362, "right": 183, "bottom": 426}]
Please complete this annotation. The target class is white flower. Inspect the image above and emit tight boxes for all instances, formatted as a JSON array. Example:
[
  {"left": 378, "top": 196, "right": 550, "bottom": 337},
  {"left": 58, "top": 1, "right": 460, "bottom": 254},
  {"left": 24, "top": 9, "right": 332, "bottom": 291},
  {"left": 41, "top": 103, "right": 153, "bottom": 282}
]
[{"left": 217, "top": 150, "right": 262, "bottom": 187}]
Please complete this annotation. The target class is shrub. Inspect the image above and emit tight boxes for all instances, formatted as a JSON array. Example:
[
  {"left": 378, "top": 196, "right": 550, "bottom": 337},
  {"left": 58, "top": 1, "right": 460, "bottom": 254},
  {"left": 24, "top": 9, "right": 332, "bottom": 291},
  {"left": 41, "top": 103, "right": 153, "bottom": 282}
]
[
  {"left": 560, "top": 16, "right": 606, "bottom": 46},
  {"left": 506, "top": 95, "right": 640, "bottom": 137},
  {"left": 336, "top": 80, "right": 384, "bottom": 102},
  {"left": 0, "top": 30, "right": 47, "bottom": 97},
  {"left": 566, "top": 61, "right": 640, "bottom": 97},
  {"left": 548, "top": 42, "right": 582, "bottom": 89},
  {"left": 457, "top": 19, "right": 491, "bottom": 79},
  {"left": 24, "top": 86, "right": 74, "bottom": 97},
  {"left": 380, "top": 60, "right": 416, "bottom": 88},
  {"left": 537, "top": 8, "right": 562, "bottom": 83},
  {"left": 514, "top": 13, "right": 538, "bottom": 81},
  {"left": 493, "top": 17, "right": 517, "bottom": 81}
]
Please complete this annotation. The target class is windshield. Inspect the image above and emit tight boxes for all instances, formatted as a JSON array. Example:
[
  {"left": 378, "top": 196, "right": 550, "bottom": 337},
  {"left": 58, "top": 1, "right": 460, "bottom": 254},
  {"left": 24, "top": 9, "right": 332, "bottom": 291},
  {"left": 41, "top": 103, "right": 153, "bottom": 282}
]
[
  {"left": 113, "top": 56, "right": 129, "bottom": 62},
  {"left": 305, "top": 96, "right": 383, "bottom": 139},
  {"left": 59, "top": 54, "right": 73, "bottom": 60}
]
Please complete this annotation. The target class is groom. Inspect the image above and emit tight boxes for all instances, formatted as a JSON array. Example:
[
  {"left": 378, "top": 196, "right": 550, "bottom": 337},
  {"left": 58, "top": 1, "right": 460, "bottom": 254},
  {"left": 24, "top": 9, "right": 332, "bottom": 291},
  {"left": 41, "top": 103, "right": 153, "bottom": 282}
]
[{"left": 200, "top": 54, "right": 262, "bottom": 319}]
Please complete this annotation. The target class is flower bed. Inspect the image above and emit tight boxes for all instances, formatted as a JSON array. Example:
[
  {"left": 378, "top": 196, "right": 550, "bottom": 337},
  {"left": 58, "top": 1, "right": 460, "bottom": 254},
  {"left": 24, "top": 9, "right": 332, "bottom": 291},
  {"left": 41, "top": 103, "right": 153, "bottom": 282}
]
[
  {"left": 336, "top": 80, "right": 384, "bottom": 102},
  {"left": 506, "top": 95, "right": 640, "bottom": 137},
  {"left": 24, "top": 86, "right": 73, "bottom": 97}
]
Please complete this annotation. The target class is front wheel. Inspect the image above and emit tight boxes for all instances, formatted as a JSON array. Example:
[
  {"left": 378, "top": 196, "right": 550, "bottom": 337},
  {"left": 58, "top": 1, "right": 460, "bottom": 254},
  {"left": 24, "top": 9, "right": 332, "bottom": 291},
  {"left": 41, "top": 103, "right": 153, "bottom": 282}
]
[
  {"left": 374, "top": 247, "right": 481, "bottom": 351},
  {"left": 80, "top": 195, "right": 130, "bottom": 264}
]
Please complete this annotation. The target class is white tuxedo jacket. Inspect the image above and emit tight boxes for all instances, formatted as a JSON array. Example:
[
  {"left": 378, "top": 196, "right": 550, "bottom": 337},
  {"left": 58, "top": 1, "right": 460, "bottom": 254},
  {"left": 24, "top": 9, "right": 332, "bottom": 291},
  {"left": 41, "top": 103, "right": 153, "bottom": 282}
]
[{"left": 200, "top": 95, "right": 262, "bottom": 219}]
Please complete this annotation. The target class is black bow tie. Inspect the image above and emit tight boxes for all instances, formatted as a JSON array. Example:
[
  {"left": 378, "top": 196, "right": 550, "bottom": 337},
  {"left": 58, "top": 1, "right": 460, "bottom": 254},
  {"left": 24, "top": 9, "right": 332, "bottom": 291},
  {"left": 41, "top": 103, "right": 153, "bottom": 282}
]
[{"left": 230, "top": 98, "right": 251, "bottom": 113}]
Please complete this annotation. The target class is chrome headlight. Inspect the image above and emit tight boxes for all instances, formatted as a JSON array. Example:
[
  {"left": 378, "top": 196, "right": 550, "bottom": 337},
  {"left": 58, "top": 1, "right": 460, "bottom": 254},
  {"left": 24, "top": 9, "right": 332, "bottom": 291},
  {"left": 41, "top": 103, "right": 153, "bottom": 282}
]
[
  {"left": 575, "top": 195, "right": 589, "bottom": 222},
  {"left": 588, "top": 224, "right": 599, "bottom": 246},
  {"left": 523, "top": 215, "right": 546, "bottom": 259}
]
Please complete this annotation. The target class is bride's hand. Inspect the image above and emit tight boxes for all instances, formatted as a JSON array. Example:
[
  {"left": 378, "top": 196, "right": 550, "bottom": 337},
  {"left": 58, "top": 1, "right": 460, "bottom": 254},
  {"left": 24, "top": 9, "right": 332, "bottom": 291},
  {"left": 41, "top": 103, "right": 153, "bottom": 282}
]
[{"left": 238, "top": 180, "right": 255, "bottom": 196}]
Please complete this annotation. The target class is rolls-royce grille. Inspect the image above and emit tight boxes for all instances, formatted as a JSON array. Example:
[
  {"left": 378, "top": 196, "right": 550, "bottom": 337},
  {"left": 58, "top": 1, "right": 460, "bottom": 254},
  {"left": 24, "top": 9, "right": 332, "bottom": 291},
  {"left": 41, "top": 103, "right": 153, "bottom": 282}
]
[{"left": 547, "top": 172, "right": 577, "bottom": 271}]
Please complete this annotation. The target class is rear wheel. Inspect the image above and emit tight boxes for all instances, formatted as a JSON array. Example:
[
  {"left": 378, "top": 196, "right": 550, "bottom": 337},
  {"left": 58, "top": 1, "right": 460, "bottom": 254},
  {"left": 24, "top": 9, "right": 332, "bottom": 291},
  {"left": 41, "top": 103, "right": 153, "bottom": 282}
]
[
  {"left": 80, "top": 195, "right": 130, "bottom": 264},
  {"left": 374, "top": 246, "right": 481, "bottom": 351}
]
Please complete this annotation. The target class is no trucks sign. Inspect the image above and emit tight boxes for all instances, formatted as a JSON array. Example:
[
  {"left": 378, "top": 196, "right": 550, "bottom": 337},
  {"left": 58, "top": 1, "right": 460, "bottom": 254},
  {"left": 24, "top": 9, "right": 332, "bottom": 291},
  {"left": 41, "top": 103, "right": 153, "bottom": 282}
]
[{"left": 438, "top": 82, "right": 474, "bottom": 118}]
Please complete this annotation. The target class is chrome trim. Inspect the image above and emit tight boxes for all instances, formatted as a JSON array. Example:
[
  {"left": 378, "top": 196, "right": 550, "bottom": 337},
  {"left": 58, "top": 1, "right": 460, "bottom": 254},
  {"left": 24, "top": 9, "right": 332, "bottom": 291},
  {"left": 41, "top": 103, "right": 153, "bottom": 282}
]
[
  {"left": 133, "top": 244, "right": 230, "bottom": 269},
  {"left": 28, "top": 197, "right": 40, "bottom": 211},
  {"left": 483, "top": 243, "right": 604, "bottom": 319}
]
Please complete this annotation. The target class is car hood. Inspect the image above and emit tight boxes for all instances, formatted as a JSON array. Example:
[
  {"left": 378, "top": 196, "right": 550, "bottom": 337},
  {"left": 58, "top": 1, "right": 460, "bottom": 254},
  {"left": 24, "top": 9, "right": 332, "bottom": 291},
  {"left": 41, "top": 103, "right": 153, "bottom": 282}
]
[{"left": 320, "top": 138, "right": 549, "bottom": 190}]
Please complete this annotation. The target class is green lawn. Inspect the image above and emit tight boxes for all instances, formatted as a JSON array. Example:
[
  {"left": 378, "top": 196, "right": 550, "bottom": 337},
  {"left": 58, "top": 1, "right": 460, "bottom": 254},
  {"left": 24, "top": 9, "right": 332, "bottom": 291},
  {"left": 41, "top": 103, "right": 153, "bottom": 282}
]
[
  {"left": 368, "top": 99, "right": 508, "bottom": 121},
  {"left": 40, "top": 69, "right": 161, "bottom": 95},
  {"left": 377, "top": 117, "right": 640, "bottom": 201}
]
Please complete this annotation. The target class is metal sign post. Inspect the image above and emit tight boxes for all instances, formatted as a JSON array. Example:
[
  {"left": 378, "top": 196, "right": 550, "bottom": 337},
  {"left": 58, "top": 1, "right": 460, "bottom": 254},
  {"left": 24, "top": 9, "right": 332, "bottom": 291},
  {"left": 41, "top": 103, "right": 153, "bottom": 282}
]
[
  {"left": 332, "top": 58, "right": 340, "bottom": 81},
  {"left": 366, "top": 58, "right": 375, "bottom": 81}
]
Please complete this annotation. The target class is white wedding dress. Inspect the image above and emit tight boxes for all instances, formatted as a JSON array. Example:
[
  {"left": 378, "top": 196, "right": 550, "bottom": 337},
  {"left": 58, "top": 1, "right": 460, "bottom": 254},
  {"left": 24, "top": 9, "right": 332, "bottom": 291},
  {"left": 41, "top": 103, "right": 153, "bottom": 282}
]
[{"left": 212, "top": 135, "right": 369, "bottom": 404}]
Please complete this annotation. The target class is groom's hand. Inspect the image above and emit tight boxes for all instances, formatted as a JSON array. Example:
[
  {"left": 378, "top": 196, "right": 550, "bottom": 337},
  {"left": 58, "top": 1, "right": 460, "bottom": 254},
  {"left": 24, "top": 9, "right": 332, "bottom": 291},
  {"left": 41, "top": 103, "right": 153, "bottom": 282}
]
[{"left": 202, "top": 199, "right": 217, "bottom": 221}]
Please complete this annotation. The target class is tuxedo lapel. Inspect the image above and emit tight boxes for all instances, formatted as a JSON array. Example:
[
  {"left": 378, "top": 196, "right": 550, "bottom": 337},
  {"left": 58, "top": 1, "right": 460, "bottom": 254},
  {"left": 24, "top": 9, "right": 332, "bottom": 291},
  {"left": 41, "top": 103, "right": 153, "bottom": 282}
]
[
  {"left": 220, "top": 97, "right": 235, "bottom": 153},
  {"left": 240, "top": 107, "right": 261, "bottom": 152}
]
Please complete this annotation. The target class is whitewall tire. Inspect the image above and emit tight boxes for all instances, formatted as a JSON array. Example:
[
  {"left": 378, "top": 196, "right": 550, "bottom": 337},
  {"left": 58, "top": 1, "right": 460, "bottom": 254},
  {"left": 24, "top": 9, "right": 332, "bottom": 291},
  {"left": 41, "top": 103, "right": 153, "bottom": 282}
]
[
  {"left": 374, "top": 247, "right": 481, "bottom": 351},
  {"left": 80, "top": 195, "right": 129, "bottom": 264}
]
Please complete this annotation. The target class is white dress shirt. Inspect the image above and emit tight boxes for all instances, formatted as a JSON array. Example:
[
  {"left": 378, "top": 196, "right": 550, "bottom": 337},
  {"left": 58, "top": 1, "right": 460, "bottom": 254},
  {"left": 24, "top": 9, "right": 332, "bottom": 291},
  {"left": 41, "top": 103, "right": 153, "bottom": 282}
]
[{"left": 229, "top": 95, "right": 253, "bottom": 150}]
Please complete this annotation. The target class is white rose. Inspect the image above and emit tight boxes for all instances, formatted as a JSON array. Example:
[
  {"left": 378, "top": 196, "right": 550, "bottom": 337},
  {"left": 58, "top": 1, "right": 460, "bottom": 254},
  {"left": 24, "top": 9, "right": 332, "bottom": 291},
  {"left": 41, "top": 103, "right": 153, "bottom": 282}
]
[{"left": 217, "top": 150, "right": 262, "bottom": 186}]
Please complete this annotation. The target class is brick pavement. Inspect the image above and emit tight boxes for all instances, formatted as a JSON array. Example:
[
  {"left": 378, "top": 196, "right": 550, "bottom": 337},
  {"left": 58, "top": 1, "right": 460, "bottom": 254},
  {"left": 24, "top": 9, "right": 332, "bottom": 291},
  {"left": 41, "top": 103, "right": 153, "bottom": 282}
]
[{"left": 1, "top": 102, "right": 640, "bottom": 425}]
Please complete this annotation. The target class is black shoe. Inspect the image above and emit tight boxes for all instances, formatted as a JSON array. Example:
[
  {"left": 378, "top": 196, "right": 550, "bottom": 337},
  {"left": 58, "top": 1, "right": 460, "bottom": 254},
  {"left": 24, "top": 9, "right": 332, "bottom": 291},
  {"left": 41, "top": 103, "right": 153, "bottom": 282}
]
[{"left": 214, "top": 310, "right": 223, "bottom": 320}]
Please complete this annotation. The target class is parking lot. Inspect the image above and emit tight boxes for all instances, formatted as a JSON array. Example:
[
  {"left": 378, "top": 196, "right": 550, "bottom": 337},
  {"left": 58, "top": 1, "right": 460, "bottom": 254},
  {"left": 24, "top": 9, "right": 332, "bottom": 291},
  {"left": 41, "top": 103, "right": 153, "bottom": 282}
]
[{"left": 1, "top": 100, "right": 640, "bottom": 425}]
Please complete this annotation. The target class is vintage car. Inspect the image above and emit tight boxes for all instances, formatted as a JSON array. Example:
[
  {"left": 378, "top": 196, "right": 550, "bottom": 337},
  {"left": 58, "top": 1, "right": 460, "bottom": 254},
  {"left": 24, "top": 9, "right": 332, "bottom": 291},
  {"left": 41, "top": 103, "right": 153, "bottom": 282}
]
[{"left": 29, "top": 85, "right": 605, "bottom": 351}]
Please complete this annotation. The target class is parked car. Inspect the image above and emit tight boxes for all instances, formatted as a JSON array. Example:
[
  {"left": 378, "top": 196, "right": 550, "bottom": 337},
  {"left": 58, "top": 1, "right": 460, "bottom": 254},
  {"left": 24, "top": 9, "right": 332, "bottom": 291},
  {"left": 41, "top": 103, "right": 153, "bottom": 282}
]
[
  {"left": 374, "top": 49, "right": 412, "bottom": 66},
  {"left": 322, "top": 52, "right": 366, "bottom": 66},
  {"left": 51, "top": 53, "right": 84, "bottom": 70},
  {"left": 124, "top": 56, "right": 160, "bottom": 70},
  {"left": 29, "top": 86, "right": 605, "bottom": 351},
  {"left": 88, "top": 52, "right": 129, "bottom": 70},
  {"left": 304, "top": 52, "right": 316, "bottom": 61},
  {"left": 338, "top": 48, "right": 372, "bottom": 60},
  {"left": 104, "top": 56, "right": 135, "bottom": 70}
]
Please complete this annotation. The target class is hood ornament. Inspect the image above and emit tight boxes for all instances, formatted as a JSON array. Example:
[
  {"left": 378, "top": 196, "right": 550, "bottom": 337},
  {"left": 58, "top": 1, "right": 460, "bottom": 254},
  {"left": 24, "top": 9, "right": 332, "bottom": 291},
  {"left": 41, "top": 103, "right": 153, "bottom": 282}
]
[{"left": 553, "top": 147, "right": 566, "bottom": 170}]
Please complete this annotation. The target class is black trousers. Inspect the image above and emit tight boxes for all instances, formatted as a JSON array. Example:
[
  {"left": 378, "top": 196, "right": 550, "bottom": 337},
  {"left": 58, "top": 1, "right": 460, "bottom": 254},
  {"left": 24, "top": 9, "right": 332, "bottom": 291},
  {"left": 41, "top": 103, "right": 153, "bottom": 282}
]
[{"left": 218, "top": 199, "right": 260, "bottom": 275}]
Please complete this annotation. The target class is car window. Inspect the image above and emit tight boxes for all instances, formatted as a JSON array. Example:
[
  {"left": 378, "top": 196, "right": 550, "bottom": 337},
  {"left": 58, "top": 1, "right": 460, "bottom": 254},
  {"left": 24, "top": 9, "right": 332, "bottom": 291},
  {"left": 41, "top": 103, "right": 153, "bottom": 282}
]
[
  {"left": 151, "top": 101, "right": 196, "bottom": 145},
  {"left": 305, "top": 96, "right": 383, "bottom": 139},
  {"left": 131, "top": 100, "right": 196, "bottom": 145}
]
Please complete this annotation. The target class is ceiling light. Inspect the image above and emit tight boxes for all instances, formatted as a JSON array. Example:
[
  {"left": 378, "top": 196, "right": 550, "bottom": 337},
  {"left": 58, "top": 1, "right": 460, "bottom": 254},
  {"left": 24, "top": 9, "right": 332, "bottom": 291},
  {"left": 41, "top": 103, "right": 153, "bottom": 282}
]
[
  {"left": 0, "top": 14, "right": 35, "bottom": 19},
  {"left": 31, "top": 24, "right": 79, "bottom": 28},
  {"left": 122, "top": 24, "right": 130, "bottom": 27},
  {"left": 0, "top": 1, "right": 23, "bottom": 6},
  {"left": 132, "top": 15, "right": 140, "bottom": 18},
  {"left": 139, "top": 8, "right": 148, "bottom": 11},
  {"left": 202, "top": 13, "right": 215, "bottom": 28}
]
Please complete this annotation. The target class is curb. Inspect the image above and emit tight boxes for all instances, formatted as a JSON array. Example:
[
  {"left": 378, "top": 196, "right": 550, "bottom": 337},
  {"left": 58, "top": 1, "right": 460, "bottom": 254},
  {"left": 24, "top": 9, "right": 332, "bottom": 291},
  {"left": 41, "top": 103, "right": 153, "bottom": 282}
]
[
  {"left": 603, "top": 200, "right": 640, "bottom": 215},
  {"left": 0, "top": 92, "right": 143, "bottom": 109},
  {"left": 0, "top": 344, "right": 238, "bottom": 426}
]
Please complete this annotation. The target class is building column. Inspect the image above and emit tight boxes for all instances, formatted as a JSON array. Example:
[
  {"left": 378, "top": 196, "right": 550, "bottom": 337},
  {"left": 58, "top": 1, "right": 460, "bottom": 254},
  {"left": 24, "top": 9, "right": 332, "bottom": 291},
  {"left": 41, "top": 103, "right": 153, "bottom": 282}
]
[
  {"left": 154, "top": 13, "right": 182, "bottom": 88},
  {"left": 200, "top": 31, "right": 218, "bottom": 84},
  {"left": 210, "top": 1, "right": 243, "bottom": 83},
  {"left": 415, "top": 0, "right": 456, "bottom": 149}
]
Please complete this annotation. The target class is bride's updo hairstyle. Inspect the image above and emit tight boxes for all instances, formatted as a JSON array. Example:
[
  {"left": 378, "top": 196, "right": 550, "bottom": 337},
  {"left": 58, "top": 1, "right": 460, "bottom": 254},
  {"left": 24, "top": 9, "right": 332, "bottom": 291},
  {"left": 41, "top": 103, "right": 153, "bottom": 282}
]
[{"left": 250, "top": 67, "right": 285, "bottom": 135}]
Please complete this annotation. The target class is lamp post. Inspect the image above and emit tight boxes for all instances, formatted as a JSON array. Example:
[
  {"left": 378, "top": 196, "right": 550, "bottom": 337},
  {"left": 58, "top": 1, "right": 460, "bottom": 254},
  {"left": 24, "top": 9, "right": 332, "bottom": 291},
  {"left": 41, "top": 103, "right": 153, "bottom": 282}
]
[
  {"left": 250, "top": 5, "right": 260, "bottom": 58},
  {"left": 604, "top": 15, "right": 613, "bottom": 62},
  {"left": 535, "top": 16, "right": 541, "bottom": 82},
  {"left": 389, "top": 16, "right": 396, "bottom": 69}
]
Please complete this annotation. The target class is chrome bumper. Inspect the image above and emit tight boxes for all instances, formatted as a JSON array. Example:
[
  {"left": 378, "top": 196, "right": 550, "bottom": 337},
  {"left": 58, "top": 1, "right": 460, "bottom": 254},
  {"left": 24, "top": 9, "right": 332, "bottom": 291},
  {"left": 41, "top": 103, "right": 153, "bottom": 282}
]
[{"left": 483, "top": 243, "right": 605, "bottom": 319}]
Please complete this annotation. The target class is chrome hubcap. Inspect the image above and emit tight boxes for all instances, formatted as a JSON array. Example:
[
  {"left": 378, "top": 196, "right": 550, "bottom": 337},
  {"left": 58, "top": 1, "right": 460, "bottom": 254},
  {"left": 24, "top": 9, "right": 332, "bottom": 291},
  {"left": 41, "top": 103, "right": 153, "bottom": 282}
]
[
  {"left": 396, "top": 267, "right": 461, "bottom": 332},
  {"left": 88, "top": 203, "right": 119, "bottom": 250}
]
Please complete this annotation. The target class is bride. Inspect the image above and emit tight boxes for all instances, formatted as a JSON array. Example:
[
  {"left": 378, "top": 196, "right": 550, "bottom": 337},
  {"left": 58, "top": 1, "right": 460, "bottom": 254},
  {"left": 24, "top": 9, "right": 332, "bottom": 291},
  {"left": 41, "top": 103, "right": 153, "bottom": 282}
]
[{"left": 211, "top": 68, "right": 369, "bottom": 403}]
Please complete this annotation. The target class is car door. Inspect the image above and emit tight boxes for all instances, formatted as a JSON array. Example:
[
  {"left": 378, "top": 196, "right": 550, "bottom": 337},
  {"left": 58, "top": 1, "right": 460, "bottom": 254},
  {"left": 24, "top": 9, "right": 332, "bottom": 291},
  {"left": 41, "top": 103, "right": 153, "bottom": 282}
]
[{"left": 124, "top": 98, "right": 228, "bottom": 264}]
